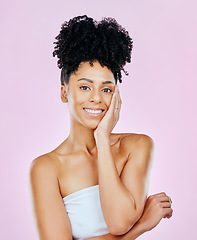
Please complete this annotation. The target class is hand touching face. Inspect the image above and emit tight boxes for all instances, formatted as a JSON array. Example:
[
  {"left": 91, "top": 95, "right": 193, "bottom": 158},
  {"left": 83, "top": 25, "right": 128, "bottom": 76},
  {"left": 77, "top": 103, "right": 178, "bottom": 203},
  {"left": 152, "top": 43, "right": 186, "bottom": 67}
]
[
  {"left": 94, "top": 85, "right": 122, "bottom": 139},
  {"left": 61, "top": 61, "right": 116, "bottom": 130}
]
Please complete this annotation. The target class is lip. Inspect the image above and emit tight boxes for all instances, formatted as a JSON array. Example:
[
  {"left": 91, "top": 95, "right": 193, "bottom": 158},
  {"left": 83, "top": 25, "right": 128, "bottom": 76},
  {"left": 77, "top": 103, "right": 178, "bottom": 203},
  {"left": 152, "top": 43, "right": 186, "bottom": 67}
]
[{"left": 83, "top": 108, "right": 104, "bottom": 117}]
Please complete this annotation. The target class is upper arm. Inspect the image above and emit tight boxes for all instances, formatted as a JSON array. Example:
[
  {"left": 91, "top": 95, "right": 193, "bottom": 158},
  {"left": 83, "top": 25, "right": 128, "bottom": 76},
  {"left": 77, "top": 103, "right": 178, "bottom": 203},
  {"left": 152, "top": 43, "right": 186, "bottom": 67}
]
[
  {"left": 29, "top": 155, "right": 72, "bottom": 240},
  {"left": 120, "top": 134, "right": 154, "bottom": 220}
]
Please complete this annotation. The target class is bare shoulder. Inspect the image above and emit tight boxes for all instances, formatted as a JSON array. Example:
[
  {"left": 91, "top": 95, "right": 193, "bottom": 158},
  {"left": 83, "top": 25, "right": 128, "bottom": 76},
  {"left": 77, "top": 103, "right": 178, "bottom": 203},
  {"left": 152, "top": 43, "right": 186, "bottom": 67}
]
[
  {"left": 29, "top": 154, "right": 73, "bottom": 239},
  {"left": 29, "top": 152, "right": 59, "bottom": 180},
  {"left": 121, "top": 133, "right": 154, "bottom": 148},
  {"left": 118, "top": 133, "right": 154, "bottom": 162}
]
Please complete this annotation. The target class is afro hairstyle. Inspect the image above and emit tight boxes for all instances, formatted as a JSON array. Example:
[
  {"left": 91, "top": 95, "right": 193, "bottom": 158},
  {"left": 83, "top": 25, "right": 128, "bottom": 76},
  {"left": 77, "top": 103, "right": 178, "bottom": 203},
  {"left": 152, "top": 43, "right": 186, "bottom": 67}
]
[{"left": 53, "top": 15, "right": 133, "bottom": 85}]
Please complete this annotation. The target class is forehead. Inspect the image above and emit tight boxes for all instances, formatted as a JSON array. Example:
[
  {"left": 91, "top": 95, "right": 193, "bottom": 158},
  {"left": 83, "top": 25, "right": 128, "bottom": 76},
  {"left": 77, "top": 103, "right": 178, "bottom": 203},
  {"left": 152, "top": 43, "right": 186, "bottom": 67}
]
[{"left": 69, "top": 61, "right": 116, "bottom": 85}]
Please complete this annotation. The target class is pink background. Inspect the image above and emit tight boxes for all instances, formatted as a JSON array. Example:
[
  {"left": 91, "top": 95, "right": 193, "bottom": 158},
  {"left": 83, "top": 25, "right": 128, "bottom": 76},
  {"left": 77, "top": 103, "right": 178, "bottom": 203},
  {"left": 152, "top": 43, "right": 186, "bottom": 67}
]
[{"left": 1, "top": 0, "right": 196, "bottom": 239}]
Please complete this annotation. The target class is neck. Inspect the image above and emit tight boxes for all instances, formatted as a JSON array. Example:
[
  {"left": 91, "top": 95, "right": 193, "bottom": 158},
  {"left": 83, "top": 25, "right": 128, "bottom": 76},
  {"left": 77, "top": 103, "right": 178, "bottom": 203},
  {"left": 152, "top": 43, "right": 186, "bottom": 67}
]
[{"left": 67, "top": 118, "right": 97, "bottom": 155}]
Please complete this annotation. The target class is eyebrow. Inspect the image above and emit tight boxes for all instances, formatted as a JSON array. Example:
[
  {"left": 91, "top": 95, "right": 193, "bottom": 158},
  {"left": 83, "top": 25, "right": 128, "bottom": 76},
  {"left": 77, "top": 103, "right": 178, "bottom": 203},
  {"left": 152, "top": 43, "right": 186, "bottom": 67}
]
[{"left": 77, "top": 78, "right": 115, "bottom": 85}]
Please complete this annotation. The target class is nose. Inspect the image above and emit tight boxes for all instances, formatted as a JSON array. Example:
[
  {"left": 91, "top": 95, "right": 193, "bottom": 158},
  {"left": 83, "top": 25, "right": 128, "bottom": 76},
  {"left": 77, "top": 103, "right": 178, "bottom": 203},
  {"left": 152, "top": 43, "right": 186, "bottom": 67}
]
[{"left": 89, "top": 89, "right": 102, "bottom": 103}]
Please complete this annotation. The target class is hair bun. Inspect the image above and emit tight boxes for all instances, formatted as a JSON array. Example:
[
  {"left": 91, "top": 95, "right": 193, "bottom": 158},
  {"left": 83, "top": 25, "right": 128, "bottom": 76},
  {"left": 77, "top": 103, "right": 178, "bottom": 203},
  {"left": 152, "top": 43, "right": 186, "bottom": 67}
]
[{"left": 53, "top": 15, "right": 133, "bottom": 84}]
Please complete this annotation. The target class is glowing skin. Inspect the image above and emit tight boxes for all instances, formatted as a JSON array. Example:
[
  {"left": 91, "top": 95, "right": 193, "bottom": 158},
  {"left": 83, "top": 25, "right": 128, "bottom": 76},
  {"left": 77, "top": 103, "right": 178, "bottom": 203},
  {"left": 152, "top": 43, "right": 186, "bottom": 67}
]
[
  {"left": 61, "top": 61, "right": 116, "bottom": 149},
  {"left": 29, "top": 60, "right": 173, "bottom": 240}
]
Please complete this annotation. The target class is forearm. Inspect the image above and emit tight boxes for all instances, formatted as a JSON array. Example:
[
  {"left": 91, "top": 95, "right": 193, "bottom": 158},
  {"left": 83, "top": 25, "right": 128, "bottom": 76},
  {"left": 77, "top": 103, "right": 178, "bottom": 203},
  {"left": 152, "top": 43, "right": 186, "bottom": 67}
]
[
  {"left": 96, "top": 137, "right": 139, "bottom": 234},
  {"left": 87, "top": 221, "right": 145, "bottom": 240}
]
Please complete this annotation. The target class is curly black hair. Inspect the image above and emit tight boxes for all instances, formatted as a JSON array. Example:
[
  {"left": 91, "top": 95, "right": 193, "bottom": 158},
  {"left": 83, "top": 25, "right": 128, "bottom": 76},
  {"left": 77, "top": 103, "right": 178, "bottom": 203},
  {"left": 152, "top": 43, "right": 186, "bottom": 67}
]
[{"left": 53, "top": 15, "right": 133, "bottom": 85}]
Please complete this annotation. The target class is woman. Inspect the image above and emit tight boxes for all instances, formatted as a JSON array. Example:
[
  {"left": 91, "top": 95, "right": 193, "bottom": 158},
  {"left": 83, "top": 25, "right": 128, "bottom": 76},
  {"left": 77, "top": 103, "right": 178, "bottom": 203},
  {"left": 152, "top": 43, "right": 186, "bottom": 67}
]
[{"left": 29, "top": 15, "right": 173, "bottom": 240}]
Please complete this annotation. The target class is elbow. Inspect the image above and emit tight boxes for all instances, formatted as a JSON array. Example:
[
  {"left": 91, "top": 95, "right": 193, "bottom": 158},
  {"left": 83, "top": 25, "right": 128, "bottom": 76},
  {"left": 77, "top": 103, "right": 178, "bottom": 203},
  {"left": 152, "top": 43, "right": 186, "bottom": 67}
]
[
  {"left": 108, "top": 211, "right": 143, "bottom": 236},
  {"left": 108, "top": 225, "right": 130, "bottom": 236},
  {"left": 108, "top": 222, "right": 133, "bottom": 236},
  {"left": 107, "top": 218, "right": 138, "bottom": 236}
]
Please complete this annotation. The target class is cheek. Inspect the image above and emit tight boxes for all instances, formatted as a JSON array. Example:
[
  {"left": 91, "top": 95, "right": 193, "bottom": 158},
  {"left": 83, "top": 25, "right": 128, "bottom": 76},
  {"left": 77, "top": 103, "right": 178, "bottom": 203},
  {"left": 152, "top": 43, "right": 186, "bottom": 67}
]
[
  {"left": 68, "top": 90, "right": 87, "bottom": 108},
  {"left": 75, "top": 93, "right": 88, "bottom": 105}
]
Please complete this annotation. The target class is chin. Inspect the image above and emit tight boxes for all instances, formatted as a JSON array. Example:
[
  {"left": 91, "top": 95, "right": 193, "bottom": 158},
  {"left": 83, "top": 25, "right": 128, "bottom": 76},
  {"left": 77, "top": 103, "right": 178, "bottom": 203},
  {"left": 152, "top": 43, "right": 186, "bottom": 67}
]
[
  {"left": 84, "top": 120, "right": 100, "bottom": 130},
  {"left": 88, "top": 123, "right": 99, "bottom": 130}
]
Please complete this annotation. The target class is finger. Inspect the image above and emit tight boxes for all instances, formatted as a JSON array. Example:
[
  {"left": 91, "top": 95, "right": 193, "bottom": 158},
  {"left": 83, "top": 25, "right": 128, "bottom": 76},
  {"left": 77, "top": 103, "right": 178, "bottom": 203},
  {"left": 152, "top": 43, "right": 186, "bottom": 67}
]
[
  {"left": 163, "top": 196, "right": 172, "bottom": 204},
  {"left": 164, "top": 213, "right": 172, "bottom": 219},
  {"left": 115, "top": 100, "right": 121, "bottom": 113},
  {"left": 162, "top": 208, "right": 173, "bottom": 218},
  {"left": 150, "top": 192, "right": 172, "bottom": 203},
  {"left": 160, "top": 201, "right": 172, "bottom": 208},
  {"left": 151, "top": 192, "right": 167, "bottom": 197},
  {"left": 166, "top": 212, "right": 173, "bottom": 219},
  {"left": 116, "top": 99, "right": 121, "bottom": 118},
  {"left": 155, "top": 195, "right": 172, "bottom": 204},
  {"left": 116, "top": 86, "right": 121, "bottom": 103},
  {"left": 114, "top": 86, "right": 120, "bottom": 111},
  {"left": 117, "top": 92, "right": 122, "bottom": 109},
  {"left": 108, "top": 86, "right": 118, "bottom": 112},
  {"left": 116, "top": 87, "right": 122, "bottom": 111}
]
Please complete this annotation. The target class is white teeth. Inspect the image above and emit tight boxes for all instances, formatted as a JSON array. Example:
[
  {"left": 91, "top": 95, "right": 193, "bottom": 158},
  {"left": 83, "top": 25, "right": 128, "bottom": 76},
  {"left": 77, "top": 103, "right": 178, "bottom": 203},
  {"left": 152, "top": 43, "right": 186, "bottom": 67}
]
[{"left": 84, "top": 108, "right": 103, "bottom": 114}]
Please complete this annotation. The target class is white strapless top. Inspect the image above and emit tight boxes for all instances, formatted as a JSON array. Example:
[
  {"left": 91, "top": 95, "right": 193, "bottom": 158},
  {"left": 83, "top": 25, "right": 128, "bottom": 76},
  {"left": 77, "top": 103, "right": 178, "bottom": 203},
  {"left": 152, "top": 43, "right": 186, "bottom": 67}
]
[{"left": 62, "top": 185, "right": 109, "bottom": 240}]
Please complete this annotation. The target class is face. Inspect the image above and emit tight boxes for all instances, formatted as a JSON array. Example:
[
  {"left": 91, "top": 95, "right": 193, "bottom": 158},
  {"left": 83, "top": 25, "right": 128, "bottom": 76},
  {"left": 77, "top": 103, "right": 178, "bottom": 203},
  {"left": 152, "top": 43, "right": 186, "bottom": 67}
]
[{"left": 61, "top": 61, "right": 116, "bottom": 129}]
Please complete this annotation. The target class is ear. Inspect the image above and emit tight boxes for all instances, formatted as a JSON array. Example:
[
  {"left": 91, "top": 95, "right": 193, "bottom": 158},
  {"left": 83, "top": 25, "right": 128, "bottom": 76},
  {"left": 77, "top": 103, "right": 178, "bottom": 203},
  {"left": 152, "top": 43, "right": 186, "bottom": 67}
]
[{"left": 61, "top": 84, "right": 68, "bottom": 103}]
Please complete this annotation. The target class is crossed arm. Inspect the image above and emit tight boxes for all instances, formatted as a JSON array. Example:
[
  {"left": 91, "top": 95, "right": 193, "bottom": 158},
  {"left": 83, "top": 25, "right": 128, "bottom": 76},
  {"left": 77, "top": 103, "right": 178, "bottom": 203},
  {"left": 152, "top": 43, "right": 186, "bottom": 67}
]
[
  {"left": 29, "top": 151, "right": 173, "bottom": 240},
  {"left": 87, "top": 191, "right": 173, "bottom": 240},
  {"left": 92, "top": 86, "right": 156, "bottom": 235},
  {"left": 88, "top": 132, "right": 173, "bottom": 239},
  {"left": 29, "top": 86, "right": 173, "bottom": 239},
  {"left": 95, "top": 134, "right": 154, "bottom": 235}
]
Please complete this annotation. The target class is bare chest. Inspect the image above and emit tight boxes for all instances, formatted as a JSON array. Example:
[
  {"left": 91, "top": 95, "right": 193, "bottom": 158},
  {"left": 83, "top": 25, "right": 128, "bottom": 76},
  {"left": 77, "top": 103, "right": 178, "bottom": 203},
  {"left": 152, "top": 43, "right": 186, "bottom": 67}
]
[{"left": 57, "top": 146, "right": 128, "bottom": 198}]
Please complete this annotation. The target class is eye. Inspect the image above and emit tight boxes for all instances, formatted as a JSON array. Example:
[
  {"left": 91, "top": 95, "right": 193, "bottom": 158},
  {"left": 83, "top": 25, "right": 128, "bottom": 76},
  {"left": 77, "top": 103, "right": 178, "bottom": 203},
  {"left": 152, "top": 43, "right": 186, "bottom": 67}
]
[
  {"left": 80, "top": 86, "right": 90, "bottom": 91},
  {"left": 102, "top": 88, "right": 112, "bottom": 93}
]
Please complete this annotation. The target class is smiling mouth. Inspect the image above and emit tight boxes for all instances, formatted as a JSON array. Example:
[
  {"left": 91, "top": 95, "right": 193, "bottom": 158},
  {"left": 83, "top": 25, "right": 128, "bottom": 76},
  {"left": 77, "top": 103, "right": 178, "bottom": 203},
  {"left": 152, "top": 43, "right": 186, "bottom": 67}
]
[{"left": 83, "top": 108, "right": 104, "bottom": 115}]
